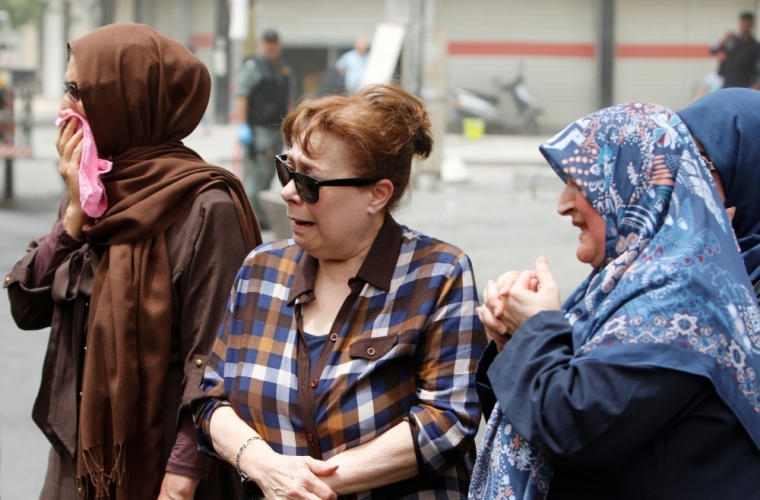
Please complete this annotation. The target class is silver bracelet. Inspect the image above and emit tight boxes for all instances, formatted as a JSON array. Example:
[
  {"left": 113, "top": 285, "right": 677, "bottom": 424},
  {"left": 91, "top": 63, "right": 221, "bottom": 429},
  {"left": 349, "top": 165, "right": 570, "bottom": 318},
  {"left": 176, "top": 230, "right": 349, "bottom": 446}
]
[{"left": 236, "top": 436, "right": 263, "bottom": 479}]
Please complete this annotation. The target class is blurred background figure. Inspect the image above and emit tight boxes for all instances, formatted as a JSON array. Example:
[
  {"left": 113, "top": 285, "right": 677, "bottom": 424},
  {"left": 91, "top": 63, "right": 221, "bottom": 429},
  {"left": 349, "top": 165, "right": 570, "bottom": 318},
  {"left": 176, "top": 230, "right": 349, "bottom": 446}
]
[
  {"left": 234, "top": 29, "right": 290, "bottom": 230},
  {"left": 710, "top": 11, "right": 760, "bottom": 89},
  {"left": 336, "top": 36, "right": 369, "bottom": 94}
]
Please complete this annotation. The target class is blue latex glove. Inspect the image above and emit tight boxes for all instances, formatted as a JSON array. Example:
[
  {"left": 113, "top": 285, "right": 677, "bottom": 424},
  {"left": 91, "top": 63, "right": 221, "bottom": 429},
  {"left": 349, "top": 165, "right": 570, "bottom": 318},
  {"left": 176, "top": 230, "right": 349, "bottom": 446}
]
[{"left": 237, "top": 123, "right": 254, "bottom": 145}]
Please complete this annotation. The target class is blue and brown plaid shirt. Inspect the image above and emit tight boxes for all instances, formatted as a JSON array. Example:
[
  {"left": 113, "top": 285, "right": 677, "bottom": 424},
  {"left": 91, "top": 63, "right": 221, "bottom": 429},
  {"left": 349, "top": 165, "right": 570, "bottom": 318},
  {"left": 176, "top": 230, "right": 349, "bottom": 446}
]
[{"left": 194, "top": 215, "right": 486, "bottom": 498}]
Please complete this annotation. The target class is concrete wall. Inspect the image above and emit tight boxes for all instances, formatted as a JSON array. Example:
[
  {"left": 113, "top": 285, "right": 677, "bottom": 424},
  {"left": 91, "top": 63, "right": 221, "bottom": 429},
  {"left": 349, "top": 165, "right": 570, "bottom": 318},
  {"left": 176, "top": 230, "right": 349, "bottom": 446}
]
[
  {"left": 440, "top": 0, "right": 597, "bottom": 130},
  {"left": 254, "top": 0, "right": 384, "bottom": 46},
  {"left": 615, "top": 0, "right": 758, "bottom": 111}
]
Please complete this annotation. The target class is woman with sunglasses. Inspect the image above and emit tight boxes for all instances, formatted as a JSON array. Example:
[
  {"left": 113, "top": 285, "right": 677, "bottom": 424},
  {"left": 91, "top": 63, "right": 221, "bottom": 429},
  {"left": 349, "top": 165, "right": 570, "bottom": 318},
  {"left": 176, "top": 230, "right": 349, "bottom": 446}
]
[
  {"left": 678, "top": 88, "right": 760, "bottom": 299},
  {"left": 5, "top": 24, "right": 261, "bottom": 499},
  {"left": 193, "top": 84, "right": 486, "bottom": 500}
]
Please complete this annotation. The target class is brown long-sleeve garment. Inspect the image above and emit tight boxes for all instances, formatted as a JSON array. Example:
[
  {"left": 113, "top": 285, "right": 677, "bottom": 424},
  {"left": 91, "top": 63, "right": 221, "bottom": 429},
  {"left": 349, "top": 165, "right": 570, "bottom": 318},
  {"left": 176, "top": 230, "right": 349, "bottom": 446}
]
[{"left": 5, "top": 187, "right": 244, "bottom": 500}]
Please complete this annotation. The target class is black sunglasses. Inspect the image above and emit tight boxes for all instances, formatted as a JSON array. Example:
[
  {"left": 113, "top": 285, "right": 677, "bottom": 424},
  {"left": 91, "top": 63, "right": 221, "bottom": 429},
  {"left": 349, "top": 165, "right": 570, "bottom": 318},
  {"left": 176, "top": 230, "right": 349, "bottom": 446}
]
[
  {"left": 62, "top": 83, "right": 80, "bottom": 103},
  {"left": 275, "top": 154, "right": 380, "bottom": 203}
]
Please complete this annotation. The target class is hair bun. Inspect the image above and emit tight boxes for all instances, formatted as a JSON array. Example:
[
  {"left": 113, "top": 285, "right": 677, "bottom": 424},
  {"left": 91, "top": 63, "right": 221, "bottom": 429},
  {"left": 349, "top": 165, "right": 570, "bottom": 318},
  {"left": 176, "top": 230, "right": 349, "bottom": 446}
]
[
  {"left": 400, "top": 90, "right": 433, "bottom": 159},
  {"left": 412, "top": 121, "right": 433, "bottom": 159}
]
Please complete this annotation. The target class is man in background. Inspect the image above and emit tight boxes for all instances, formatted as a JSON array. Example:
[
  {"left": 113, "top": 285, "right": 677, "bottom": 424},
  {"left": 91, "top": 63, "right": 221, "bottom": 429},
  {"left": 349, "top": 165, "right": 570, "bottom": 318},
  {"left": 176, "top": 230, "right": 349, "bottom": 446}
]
[
  {"left": 235, "top": 29, "right": 290, "bottom": 230},
  {"left": 336, "top": 37, "right": 369, "bottom": 94},
  {"left": 711, "top": 11, "right": 760, "bottom": 89}
]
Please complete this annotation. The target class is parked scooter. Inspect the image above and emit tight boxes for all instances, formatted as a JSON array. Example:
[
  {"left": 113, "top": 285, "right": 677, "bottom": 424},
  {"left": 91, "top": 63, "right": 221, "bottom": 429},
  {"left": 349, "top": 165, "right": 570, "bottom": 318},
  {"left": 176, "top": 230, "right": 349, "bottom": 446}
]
[{"left": 449, "top": 66, "right": 542, "bottom": 134}]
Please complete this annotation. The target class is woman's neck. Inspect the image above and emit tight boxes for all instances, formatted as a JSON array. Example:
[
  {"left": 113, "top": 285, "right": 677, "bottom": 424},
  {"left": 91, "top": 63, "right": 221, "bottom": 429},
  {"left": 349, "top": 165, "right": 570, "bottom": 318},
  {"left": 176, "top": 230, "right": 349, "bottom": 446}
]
[
  {"left": 316, "top": 244, "right": 371, "bottom": 287},
  {"left": 315, "top": 213, "right": 385, "bottom": 285}
]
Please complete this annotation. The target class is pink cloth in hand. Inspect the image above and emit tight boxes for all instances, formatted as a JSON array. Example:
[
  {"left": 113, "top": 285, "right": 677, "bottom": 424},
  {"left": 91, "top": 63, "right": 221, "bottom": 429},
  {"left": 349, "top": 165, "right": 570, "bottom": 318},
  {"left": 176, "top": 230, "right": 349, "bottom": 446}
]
[{"left": 55, "top": 113, "right": 112, "bottom": 218}]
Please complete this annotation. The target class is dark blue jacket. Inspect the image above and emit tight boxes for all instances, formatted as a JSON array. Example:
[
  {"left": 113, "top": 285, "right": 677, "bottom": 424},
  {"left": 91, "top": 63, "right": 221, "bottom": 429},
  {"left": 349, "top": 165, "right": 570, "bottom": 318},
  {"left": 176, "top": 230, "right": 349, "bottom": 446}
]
[{"left": 477, "top": 311, "right": 760, "bottom": 499}]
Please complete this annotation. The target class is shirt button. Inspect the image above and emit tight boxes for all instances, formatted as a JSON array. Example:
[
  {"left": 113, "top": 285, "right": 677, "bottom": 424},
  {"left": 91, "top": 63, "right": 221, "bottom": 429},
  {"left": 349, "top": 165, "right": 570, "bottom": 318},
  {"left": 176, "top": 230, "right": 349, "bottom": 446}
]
[
  {"left": 195, "top": 359, "right": 203, "bottom": 367},
  {"left": 310, "top": 379, "right": 318, "bottom": 388},
  {"left": 367, "top": 347, "right": 376, "bottom": 356},
  {"left": 306, "top": 433, "right": 314, "bottom": 442},
  {"left": 4, "top": 276, "right": 9, "bottom": 283},
  {"left": 329, "top": 333, "right": 338, "bottom": 342},
  {"left": 85, "top": 302, "right": 89, "bottom": 308},
  {"left": 79, "top": 391, "right": 83, "bottom": 397},
  {"left": 83, "top": 346, "right": 87, "bottom": 351}
]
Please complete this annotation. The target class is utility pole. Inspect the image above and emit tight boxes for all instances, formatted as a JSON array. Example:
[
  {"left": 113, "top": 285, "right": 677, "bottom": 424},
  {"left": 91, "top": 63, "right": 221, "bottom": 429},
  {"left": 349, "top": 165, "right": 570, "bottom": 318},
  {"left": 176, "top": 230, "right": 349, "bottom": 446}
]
[
  {"left": 598, "top": 0, "right": 615, "bottom": 109},
  {"left": 134, "top": 0, "right": 149, "bottom": 24},
  {"left": 62, "top": 1, "right": 70, "bottom": 47},
  {"left": 403, "top": 0, "right": 424, "bottom": 97},
  {"left": 99, "top": 0, "right": 115, "bottom": 26},
  {"left": 213, "top": 0, "right": 231, "bottom": 124},
  {"left": 385, "top": 0, "right": 423, "bottom": 95},
  {"left": 41, "top": 0, "right": 65, "bottom": 98},
  {"left": 384, "top": 0, "right": 446, "bottom": 182},
  {"left": 418, "top": 0, "right": 445, "bottom": 180}
]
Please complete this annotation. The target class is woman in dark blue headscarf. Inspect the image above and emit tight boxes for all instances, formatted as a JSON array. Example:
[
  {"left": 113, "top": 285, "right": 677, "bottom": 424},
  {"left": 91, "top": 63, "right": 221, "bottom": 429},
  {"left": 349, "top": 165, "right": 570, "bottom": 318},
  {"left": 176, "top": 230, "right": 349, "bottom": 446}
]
[
  {"left": 470, "top": 102, "right": 760, "bottom": 499},
  {"left": 678, "top": 88, "right": 760, "bottom": 296}
]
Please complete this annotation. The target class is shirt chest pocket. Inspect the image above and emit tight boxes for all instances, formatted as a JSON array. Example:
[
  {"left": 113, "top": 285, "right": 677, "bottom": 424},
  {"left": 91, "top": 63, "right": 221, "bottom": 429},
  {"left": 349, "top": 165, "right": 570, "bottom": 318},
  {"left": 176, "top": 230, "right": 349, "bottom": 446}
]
[{"left": 348, "top": 331, "right": 416, "bottom": 362}]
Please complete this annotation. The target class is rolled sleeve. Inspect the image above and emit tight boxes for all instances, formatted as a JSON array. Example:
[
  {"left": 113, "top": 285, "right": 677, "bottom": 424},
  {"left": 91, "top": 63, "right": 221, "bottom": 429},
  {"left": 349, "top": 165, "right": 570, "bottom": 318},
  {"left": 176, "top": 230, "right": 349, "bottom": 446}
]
[
  {"left": 408, "top": 255, "right": 486, "bottom": 479},
  {"left": 31, "top": 220, "right": 85, "bottom": 288},
  {"left": 5, "top": 197, "right": 85, "bottom": 331},
  {"left": 5, "top": 254, "right": 55, "bottom": 331},
  {"left": 193, "top": 398, "right": 231, "bottom": 457}
]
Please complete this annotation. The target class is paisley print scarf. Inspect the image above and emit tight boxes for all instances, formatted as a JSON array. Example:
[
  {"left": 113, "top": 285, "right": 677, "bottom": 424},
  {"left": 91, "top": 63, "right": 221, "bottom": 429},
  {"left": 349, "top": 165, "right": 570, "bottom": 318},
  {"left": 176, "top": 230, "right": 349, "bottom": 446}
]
[{"left": 471, "top": 102, "right": 760, "bottom": 499}]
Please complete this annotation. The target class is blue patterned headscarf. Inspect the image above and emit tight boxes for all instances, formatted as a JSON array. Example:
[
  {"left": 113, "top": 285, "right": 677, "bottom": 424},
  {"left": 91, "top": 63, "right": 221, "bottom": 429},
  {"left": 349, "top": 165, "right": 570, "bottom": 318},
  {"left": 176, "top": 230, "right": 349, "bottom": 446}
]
[
  {"left": 677, "top": 88, "right": 760, "bottom": 284},
  {"left": 470, "top": 103, "right": 760, "bottom": 500},
  {"left": 542, "top": 102, "right": 760, "bottom": 447}
]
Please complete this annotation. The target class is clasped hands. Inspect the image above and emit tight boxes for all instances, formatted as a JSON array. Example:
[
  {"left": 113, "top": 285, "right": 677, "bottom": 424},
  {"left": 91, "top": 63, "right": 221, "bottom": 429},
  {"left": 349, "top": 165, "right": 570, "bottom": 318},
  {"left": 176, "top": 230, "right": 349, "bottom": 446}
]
[
  {"left": 241, "top": 444, "right": 339, "bottom": 500},
  {"left": 477, "top": 257, "right": 562, "bottom": 352}
]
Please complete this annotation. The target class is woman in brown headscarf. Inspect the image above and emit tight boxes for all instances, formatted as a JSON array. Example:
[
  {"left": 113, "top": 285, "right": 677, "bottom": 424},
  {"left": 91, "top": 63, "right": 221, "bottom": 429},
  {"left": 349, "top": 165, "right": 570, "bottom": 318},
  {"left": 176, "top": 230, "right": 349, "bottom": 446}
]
[{"left": 4, "top": 23, "right": 261, "bottom": 499}]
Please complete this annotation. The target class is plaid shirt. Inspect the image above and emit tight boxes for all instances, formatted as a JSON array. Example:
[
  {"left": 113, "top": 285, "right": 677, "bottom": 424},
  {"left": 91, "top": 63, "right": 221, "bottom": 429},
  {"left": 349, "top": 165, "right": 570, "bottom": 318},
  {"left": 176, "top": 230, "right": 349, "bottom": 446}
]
[{"left": 194, "top": 215, "right": 486, "bottom": 499}]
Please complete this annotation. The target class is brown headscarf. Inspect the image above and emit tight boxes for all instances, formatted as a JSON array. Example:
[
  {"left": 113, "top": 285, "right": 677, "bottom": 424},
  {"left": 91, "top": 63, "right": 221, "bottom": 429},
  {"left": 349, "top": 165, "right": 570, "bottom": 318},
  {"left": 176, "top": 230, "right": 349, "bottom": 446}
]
[{"left": 69, "top": 23, "right": 261, "bottom": 498}]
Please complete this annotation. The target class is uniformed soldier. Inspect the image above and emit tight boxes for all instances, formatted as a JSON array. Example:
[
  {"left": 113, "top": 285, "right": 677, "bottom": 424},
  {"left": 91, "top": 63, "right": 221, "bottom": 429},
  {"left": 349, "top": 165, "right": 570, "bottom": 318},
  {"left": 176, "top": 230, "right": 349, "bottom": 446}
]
[{"left": 235, "top": 29, "right": 290, "bottom": 230}]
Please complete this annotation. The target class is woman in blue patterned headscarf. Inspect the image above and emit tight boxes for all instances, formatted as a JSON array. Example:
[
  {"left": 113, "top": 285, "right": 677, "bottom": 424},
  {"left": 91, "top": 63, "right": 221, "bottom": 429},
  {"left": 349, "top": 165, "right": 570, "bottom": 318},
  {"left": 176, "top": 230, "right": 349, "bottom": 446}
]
[
  {"left": 470, "top": 102, "right": 760, "bottom": 499},
  {"left": 678, "top": 88, "right": 760, "bottom": 297}
]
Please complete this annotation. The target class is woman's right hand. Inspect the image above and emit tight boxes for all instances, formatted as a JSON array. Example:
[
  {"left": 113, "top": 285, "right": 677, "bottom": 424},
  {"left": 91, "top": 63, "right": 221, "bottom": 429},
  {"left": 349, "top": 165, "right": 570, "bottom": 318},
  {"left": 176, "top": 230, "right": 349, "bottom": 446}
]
[
  {"left": 501, "top": 257, "right": 560, "bottom": 334},
  {"left": 243, "top": 446, "right": 339, "bottom": 500},
  {"left": 57, "top": 117, "right": 88, "bottom": 238},
  {"left": 478, "top": 271, "right": 531, "bottom": 352}
]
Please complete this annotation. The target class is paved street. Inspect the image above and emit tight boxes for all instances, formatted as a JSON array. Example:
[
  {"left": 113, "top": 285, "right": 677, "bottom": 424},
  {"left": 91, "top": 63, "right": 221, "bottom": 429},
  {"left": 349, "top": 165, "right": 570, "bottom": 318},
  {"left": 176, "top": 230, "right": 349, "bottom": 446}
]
[{"left": 0, "top": 121, "right": 588, "bottom": 499}]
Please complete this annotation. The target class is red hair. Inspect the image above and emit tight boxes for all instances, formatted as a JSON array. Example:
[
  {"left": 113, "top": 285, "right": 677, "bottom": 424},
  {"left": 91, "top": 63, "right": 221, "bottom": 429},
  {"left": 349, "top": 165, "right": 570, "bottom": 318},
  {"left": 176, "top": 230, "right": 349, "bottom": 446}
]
[{"left": 282, "top": 84, "right": 433, "bottom": 212}]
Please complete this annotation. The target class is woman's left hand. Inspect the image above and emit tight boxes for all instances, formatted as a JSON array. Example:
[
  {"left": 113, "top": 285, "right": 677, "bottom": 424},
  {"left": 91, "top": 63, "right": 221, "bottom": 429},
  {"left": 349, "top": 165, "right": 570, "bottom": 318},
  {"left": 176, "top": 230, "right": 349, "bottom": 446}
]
[
  {"left": 502, "top": 257, "right": 561, "bottom": 334},
  {"left": 478, "top": 272, "right": 522, "bottom": 351},
  {"left": 157, "top": 472, "right": 200, "bottom": 500}
]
